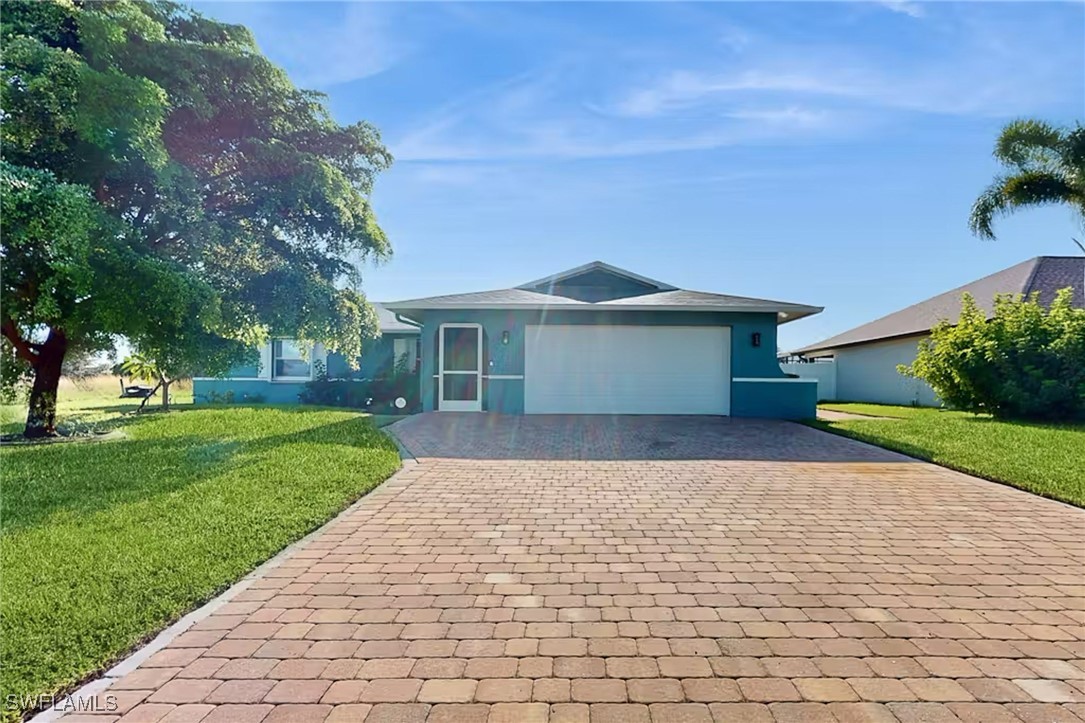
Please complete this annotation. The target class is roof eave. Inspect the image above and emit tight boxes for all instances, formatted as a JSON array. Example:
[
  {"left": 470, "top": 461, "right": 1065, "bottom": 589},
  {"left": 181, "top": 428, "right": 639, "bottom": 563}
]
[
  {"left": 384, "top": 302, "right": 823, "bottom": 317},
  {"left": 796, "top": 328, "right": 930, "bottom": 354}
]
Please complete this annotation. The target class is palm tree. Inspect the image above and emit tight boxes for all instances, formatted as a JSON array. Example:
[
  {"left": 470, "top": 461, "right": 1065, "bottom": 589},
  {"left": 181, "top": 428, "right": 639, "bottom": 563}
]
[
  {"left": 120, "top": 352, "right": 172, "bottom": 410},
  {"left": 969, "top": 119, "right": 1085, "bottom": 240}
]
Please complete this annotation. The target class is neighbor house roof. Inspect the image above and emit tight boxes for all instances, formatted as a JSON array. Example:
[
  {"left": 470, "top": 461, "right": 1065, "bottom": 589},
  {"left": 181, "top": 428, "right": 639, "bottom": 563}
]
[
  {"left": 373, "top": 302, "right": 421, "bottom": 334},
  {"left": 797, "top": 256, "right": 1085, "bottom": 354},
  {"left": 385, "top": 261, "right": 823, "bottom": 324}
]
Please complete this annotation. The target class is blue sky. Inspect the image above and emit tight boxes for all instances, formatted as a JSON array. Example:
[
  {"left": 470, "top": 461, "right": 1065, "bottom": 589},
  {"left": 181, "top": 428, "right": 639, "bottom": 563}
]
[{"left": 197, "top": 1, "right": 1084, "bottom": 349}]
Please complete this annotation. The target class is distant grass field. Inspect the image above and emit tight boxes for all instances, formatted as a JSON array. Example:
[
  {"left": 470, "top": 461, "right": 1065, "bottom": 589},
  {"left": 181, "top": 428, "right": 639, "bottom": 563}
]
[
  {"left": 811, "top": 403, "right": 1084, "bottom": 507},
  {"left": 0, "top": 380, "right": 402, "bottom": 720},
  {"left": 0, "top": 375, "right": 194, "bottom": 436}
]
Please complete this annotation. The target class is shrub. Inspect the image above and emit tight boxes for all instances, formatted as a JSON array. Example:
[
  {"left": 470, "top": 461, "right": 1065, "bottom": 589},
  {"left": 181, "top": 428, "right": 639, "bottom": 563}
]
[
  {"left": 900, "top": 288, "right": 1085, "bottom": 421},
  {"left": 298, "top": 379, "right": 371, "bottom": 408},
  {"left": 299, "top": 373, "right": 419, "bottom": 413}
]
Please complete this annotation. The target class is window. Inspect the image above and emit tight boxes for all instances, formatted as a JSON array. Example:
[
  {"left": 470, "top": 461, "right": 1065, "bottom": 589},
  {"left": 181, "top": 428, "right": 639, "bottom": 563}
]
[
  {"left": 393, "top": 337, "right": 418, "bottom": 372},
  {"left": 272, "top": 339, "right": 311, "bottom": 379}
]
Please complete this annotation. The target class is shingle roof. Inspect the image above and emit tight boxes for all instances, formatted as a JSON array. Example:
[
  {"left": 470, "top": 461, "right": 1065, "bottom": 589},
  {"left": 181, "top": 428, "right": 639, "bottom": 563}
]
[
  {"left": 384, "top": 262, "right": 823, "bottom": 323},
  {"left": 599, "top": 289, "right": 819, "bottom": 321},
  {"left": 797, "top": 256, "right": 1085, "bottom": 354},
  {"left": 373, "top": 302, "right": 421, "bottom": 334},
  {"left": 383, "top": 288, "right": 590, "bottom": 308}
]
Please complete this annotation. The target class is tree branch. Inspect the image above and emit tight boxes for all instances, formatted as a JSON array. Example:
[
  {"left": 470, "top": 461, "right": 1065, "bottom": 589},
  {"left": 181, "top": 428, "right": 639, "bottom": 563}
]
[{"left": 1, "top": 317, "right": 41, "bottom": 366}]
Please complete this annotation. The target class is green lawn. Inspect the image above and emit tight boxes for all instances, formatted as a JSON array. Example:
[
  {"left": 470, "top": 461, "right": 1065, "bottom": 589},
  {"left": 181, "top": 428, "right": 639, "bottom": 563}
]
[
  {"left": 1, "top": 401, "right": 401, "bottom": 720},
  {"left": 818, "top": 402, "right": 929, "bottom": 419},
  {"left": 810, "top": 403, "right": 1085, "bottom": 507}
]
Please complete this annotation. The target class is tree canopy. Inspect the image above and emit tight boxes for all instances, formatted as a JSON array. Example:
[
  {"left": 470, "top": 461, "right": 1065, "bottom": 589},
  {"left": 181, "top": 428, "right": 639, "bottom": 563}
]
[{"left": 1, "top": 0, "right": 390, "bottom": 435}]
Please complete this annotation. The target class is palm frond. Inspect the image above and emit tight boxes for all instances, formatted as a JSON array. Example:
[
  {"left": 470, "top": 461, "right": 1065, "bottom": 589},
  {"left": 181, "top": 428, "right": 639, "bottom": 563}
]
[
  {"left": 1062, "top": 124, "right": 1085, "bottom": 186},
  {"left": 994, "top": 119, "right": 1065, "bottom": 170},
  {"left": 969, "top": 171, "right": 1083, "bottom": 239}
]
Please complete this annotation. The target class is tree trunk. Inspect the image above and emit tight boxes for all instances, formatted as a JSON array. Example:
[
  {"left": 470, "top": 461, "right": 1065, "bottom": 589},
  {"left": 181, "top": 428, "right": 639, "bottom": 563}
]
[
  {"left": 24, "top": 329, "right": 68, "bottom": 438},
  {"left": 161, "top": 377, "right": 171, "bottom": 410},
  {"left": 138, "top": 379, "right": 163, "bottom": 411}
]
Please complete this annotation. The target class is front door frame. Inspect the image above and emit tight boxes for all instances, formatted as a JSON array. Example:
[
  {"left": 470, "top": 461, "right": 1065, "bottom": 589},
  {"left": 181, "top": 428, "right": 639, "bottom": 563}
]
[{"left": 438, "top": 323, "right": 483, "bottom": 412}]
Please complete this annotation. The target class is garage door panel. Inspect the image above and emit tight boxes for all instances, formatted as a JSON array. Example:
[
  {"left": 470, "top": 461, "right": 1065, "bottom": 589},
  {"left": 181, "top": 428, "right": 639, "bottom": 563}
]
[{"left": 525, "top": 325, "right": 730, "bottom": 415}]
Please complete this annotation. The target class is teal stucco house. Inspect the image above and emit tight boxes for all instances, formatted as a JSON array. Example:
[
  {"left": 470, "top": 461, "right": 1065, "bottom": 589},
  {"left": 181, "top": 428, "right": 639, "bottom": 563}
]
[
  {"left": 192, "top": 304, "right": 420, "bottom": 404},
  {"left": 383, "top": 261, "right": 822, "bottom": 419},
  {"left": 196, "top": 261, "right": 822, "bottom": 417}
]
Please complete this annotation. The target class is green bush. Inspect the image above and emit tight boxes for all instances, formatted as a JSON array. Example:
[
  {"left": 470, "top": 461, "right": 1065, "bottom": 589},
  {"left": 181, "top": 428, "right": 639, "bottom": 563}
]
[
  {"left": 298, "top": 379, "right": 371, "bottom": 408},
  {"left": 298, "top": 374, "right": 419, "bottom": 412},
  {"left": 901, "top": 288, "right": 1085, "bottom": 421}
]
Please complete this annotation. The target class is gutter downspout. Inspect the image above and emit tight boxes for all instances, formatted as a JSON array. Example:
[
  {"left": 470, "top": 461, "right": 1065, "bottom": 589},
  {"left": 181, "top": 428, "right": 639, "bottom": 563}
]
[
  {"left": 393, "top": 312, "right": 423, "bottom": 330},
  {"left": 393, "top": 312, "right": 425, "bottom": 411}
]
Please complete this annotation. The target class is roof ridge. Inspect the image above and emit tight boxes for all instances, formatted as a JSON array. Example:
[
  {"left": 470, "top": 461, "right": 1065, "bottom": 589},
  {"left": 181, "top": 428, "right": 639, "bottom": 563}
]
[
  {"left": 1021, "top": 257, "right": 1045, "bottom": 296},
  {"left": 515, "top": 260, "right": 677, "bottom": 292}
]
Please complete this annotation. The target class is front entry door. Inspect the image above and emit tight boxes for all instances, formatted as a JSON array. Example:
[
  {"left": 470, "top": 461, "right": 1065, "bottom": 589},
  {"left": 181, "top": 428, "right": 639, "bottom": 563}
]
[{"left": 438, "top": 324, "right": 482, "bottom": 412}]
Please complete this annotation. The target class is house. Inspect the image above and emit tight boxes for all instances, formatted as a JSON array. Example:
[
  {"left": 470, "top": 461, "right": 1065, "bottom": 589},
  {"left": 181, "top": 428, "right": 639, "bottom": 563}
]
[
  {"left": 192, "top": 303, "right": 421, "bottom": 404},
  {"left": 382, "top": 261, "right": 822, "bottom": 418},
  {"left": 791, "top": 256, "right": 1085, "bottom": 406}
]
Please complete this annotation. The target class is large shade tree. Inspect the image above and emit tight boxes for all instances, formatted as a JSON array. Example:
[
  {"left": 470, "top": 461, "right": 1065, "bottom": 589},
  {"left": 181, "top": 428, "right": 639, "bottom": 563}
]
[
  {"left": 969, "top": 119, "right": 1085, "bottom": 240},
  {"left": 1, "top": 0, "right": 389, "bottom": 436}
]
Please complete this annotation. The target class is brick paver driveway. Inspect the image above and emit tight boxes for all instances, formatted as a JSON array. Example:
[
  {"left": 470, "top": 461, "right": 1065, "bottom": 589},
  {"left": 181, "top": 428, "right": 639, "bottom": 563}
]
[{"left": 82, "top": 415, "right": 1083, "bottom": 723}]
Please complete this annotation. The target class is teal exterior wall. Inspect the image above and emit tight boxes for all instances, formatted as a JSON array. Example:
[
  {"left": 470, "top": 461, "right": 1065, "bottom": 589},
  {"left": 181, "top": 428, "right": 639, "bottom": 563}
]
[
  {"left": 411, "top": 308, "right": 812, "bottom": 418},
  {"left": 325, "top": 334, "right": 414, "bottom": 380},
  {"left": 193, "top": 332, "right": 417, "bottom": 405}
]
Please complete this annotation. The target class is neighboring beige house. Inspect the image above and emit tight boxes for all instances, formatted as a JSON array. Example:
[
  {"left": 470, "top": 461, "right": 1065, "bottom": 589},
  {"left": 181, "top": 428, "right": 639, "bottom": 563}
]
[{"left": 790, "top": 256, "right": 1085, "bottom": 406}]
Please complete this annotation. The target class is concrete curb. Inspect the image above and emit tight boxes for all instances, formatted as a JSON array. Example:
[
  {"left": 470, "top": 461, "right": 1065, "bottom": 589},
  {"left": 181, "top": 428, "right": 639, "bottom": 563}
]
[
  {"left": 31, "top": 434, "right": 416, "bottom": 722},
  {"left": 381, "top": 418, "right": 418, "bottom": 463}
]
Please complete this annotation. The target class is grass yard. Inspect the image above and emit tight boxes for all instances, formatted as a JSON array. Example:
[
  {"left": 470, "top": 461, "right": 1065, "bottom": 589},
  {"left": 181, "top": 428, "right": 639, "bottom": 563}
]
[
  {"left": 0, "top": 399, "right": 401, "bottom": 720},
  {"left": 811, "top": 403, "right": 1085, "bottom": 507}
]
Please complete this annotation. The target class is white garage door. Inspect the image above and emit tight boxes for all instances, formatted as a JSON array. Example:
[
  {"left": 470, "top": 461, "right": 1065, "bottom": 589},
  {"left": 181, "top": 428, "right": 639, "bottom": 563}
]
[{"left": 524, "top": 325, "right": 731, "bottom": 415}]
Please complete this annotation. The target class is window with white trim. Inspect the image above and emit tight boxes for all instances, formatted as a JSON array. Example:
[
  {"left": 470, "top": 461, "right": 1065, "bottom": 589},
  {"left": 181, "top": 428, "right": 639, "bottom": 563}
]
[{"left": 272, "top": 339, "right": 311, "bottom": 380}]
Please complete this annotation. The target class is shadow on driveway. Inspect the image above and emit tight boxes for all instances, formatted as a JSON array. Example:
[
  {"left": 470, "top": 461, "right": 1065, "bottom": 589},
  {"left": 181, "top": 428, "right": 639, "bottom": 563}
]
[{"left": 390, "top": 412, "right": 916, "bottom": 462}]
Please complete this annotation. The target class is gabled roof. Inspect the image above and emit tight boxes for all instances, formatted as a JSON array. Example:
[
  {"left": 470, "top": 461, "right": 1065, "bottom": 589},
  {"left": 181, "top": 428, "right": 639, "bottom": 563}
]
[
  {"left": 797, "top": 256, "right": 1085, "bottom": 354},
  {"left": 516, "top": 260, "right": 677, "bottom": 292},
  {"left": 372, "top": 302, "right": 421, "bottom": 334},
  {"left": 384, "top": 261, "right": 823, "bottom": 323}
]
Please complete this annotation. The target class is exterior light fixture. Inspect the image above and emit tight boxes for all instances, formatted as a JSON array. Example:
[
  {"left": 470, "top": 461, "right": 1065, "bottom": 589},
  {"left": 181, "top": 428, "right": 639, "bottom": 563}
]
[
  {"left": 501, "top": 331, "right": 510, "bottom": 345},
  {"left": 751, "top": 332, "right": 762, "bottom": 347}
]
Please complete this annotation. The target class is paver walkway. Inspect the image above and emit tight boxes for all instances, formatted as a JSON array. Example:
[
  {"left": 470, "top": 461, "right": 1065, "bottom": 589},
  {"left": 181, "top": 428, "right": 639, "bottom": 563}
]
[{"left": 69, "top": 415, "right": 1084, "bottom": 723}]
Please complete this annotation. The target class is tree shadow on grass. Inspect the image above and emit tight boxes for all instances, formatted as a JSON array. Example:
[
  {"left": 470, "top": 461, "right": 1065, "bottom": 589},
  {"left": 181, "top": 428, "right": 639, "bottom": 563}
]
[
  {"left": 2, "top": 410, "right": 397, "bottom": 536},
  {"left": 1, "top": 434, "right": 245, "bottom": 535}
]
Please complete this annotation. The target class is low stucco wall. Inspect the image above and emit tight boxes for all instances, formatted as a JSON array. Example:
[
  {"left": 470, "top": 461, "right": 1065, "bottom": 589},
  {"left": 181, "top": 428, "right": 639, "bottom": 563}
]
[{"left": 731, "top": 379, "right": 818, "bottom": 419}]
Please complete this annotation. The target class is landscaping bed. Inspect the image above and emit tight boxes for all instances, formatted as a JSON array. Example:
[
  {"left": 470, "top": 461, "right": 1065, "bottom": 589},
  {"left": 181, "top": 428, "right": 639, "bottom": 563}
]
[
  {"left": 0, "top": 405, "right": 400, "bottom": 720},
  {"left": 809, "top": 403, "right": 1084, "bottom": 507}
]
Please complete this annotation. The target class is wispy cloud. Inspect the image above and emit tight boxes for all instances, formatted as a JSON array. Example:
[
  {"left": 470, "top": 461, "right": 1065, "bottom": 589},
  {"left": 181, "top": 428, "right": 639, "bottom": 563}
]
[
  {"left": 607, "top": 10, "right": 1079, "bottom": 121},
  {"left": 387, "top": 2, "right": 1080, "bottom": 164},
  {"left": 875, "top": 1, "right": 927, "bottom": 19},
  {"left": 392, "top": 63, "right": 843, "bottom": 163},
  {"left": 202, "top": 3, "right": 411, "bottom": 88}
]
